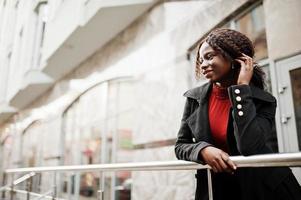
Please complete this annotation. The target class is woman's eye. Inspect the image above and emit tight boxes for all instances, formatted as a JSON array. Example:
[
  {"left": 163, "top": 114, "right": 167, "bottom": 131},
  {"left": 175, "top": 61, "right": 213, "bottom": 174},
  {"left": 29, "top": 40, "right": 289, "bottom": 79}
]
[{"left": 207, "top": 54, "right": 214, "bottom": 60}]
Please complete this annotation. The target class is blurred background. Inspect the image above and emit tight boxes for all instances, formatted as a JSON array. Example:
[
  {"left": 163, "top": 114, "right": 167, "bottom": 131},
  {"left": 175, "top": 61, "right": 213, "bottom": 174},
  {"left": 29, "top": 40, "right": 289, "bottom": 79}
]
[{"left": 0, "top": 0, "right": 300, "bottom": 199}]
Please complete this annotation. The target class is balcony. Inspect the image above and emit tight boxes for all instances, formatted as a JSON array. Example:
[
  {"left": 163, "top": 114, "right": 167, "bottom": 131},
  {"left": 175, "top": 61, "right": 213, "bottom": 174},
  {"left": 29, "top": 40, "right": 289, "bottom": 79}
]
[
  {"left": 8, "top": 70, "right": 54, "bottom": 109},
  {"left": 41, "top": 0, "right": 158, "bottom": 80},
  {"left": 0, "top": 104, "right": 17, "bottom": 123}
]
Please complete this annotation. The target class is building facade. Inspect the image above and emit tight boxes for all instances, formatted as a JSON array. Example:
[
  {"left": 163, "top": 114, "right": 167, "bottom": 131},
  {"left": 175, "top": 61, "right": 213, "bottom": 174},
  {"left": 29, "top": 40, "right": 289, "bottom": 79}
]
[{"left": 0, "top": 0, "right": 301, "bottom": 199}]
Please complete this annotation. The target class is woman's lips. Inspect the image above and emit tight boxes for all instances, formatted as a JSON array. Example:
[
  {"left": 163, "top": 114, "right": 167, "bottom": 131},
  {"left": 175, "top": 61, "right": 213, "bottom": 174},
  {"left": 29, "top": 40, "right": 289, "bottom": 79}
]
[{"left": 203, "top": 69, "right": 213, "bottom": 75}]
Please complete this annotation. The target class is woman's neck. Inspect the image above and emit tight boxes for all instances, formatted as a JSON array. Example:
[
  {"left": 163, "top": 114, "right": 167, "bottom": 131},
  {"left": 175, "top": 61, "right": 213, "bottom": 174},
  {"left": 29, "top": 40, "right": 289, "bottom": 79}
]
[
  {"left": 214, "top": 69, "right": 239, "bottom": 88},
  {"left": 214, "top": 79, "right": 235, "bottom": 88}
]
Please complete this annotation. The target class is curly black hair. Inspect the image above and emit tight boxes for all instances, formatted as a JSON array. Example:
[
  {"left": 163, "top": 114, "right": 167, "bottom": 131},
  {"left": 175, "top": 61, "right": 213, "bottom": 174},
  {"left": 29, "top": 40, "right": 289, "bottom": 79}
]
[{"left": 195, "top": 28, "right": 265, "bottom": 89}]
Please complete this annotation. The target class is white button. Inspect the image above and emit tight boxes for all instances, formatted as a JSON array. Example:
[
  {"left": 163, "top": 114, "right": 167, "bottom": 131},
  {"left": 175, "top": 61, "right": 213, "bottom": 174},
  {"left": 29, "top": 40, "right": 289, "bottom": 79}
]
[
  {"left": 236, "top": 96, "right": 242, "bottom": 102},
  {"left": 235, "top": 89, "right": 241, "bottom": 94},
  {"left": 192, "top": 138, "right": 196, "bottom": 143},
  {"left": 237, "top": 104, "right": 242, "bottom": 109},
  {"left": 238, "top": 111, "right": 244, "bottom": 116}
]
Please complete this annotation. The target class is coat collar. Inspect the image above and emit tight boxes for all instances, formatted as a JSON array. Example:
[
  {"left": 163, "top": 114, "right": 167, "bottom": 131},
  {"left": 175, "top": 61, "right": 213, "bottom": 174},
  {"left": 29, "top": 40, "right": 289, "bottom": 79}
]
[
  {"left": 183, "top": 82, "right": 275, "bottom": 104},
  {"left": 183, "top": 82, "right": 211, "bottom": 105}
]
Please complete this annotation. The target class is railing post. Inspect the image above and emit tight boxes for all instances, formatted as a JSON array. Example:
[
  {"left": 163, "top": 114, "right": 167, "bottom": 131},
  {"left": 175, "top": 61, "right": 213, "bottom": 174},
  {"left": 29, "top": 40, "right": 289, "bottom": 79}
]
[
  {"left": 100, "top": 172, "right": 105, "bottom": 194},
  {"left": 52, "top": 172, "right": 57, "bottom": 200},
  {"left": 67, "top": 173, "right": 73, "bottom": 200},
  {"left": 1, "top": 172, "right": 7, "bottom": 199},
  {"left": 207, "top": 169, "right": 213, "bottom": 200},
  {"left": 97, "top": 190, "right": 104, "bottom": 200},
  {"left": 10, "top": 174, "right": 15, "bottom": 200},
  {"left": 74, "top": 172, "right": 80, "bottom": 200},
  {"left": 26, "top": 175, "right": 33, "bottom": 200},
  {"left": 99, "top": 172, "right": 104, "bottom": 194}
]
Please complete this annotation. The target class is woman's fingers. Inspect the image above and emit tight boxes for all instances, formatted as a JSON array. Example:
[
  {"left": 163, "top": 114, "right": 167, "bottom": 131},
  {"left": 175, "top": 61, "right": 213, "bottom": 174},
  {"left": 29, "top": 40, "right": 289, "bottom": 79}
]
[
  {"left": 200, "top": 146, "right": 237, "bottom": 174},
  {"left": 211, "top": 160, "right": 221, "bottom": 173},
  {"left": 222, "top": 153, "right": 237, "bottom": 172},
  {"left": 235, "top": 58, "right": 253, "bottom": 71},
  {"left": 211, "top": 154, "right": 236, "bottom": 173},
  {"left": 209, "top": 162, "right": 218, "bottom": 173},
  {"left": 234, "top": 58, "right": 245, "bottom": 66},
  {"left": 216, "top": 156, "right": 232, "bottom": 173},
  {"left": 226, "top": 158, "right": 237, "bottom": 172},
  {"left": 208, "top": 156, "right": 224, "bottom": 173},
  {"left": 241, "top": 53, "right": 251, "bottom": 58},
  {"left": 237, "top": 54, "right": 253, "bottom": 69}
]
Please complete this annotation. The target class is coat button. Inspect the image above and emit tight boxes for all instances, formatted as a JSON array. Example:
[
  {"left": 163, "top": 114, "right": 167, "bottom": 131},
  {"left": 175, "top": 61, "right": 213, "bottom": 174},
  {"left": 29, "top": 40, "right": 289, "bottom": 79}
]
[
  {"left": 192, "top": 138, "right": 196, "bottom": 143},
  {"left": 237, "top": 104, "right": 242, "bottom": 109},
  {"left": 236, "top": 96, "right": 242, "bottom": 102},
  {"left": 238, "top": 111, "right": 244, "bottom": 116},
  {"left": 234, "top": 89, "right": 241, "bottom": 94}
]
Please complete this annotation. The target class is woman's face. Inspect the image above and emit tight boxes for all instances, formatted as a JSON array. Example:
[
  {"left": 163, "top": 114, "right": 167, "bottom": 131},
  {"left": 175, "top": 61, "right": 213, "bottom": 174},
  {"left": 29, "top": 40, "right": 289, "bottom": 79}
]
[{"left": 198, "top": 42, "right": 232, "bottom": 83}]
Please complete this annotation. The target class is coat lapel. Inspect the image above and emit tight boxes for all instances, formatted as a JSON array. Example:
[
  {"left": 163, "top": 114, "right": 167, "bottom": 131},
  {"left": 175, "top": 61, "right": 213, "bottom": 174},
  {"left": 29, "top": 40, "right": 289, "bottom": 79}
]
[{"left": 184, "top": 82, "right": 214, "bottom": 143}]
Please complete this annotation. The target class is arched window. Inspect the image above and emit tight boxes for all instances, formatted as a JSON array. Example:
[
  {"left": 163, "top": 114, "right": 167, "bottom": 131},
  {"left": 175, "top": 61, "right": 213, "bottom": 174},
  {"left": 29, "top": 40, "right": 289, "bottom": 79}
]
[{"left": 62, "top": 77, "right": 134, "bottom": 199}]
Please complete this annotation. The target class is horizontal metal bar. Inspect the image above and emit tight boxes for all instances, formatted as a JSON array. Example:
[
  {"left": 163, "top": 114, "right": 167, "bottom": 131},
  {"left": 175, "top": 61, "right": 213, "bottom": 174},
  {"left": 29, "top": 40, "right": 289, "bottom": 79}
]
[
  {"left": 32, "top": 190, "right": 53, "bottom": 200},
  {"left": 4, "top": 152, "right": 301, "bottom": 174},
  {"left": 2, "top": 188, "right": 65, "bottom": 200},
  {"left": 13, "top": 172, "right": 35, "bottom": 185},
  {"left": 0, "top": 172, "right": 36, "bottom": 191},
  {"left": 0, "top": 186, "right": 9, "bottom": 192}
]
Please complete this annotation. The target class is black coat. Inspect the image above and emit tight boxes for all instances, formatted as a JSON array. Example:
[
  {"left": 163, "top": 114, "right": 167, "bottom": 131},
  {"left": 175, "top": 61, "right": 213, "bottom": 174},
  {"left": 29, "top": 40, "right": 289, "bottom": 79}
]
[{"left": 175, "top": 82, "right": 301, "bottom": 200}]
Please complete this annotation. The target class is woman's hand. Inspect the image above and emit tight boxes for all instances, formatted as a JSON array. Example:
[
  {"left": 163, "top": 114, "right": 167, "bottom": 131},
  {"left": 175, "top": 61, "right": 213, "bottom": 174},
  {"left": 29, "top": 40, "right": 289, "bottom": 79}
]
[
  {"left": 235, "top": 53, "right": 254, "bottom": 85},
  {"left": 199, "top": 146, "right": 237, "bottom": 173}
]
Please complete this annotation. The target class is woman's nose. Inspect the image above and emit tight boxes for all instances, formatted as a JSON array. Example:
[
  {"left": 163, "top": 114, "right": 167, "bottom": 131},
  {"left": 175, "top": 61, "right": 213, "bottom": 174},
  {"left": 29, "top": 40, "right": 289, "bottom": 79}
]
[{"left": 200, "top": 60, "right": 209, "bottom": 70}]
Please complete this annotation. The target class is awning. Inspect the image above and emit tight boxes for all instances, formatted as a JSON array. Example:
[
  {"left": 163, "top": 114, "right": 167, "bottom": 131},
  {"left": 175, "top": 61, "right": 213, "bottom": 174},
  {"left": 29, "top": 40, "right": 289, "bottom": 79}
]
[
  {"left": 9, "top": 70, "right": 53, "bottom": 109},
  {"left": 0, "top": 104, "right": 17, "bottom": 123}
]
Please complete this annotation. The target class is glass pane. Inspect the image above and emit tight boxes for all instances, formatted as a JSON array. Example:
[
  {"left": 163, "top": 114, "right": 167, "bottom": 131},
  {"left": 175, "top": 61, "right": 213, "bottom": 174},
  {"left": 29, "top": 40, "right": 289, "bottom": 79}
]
[
  {"left": 289, "top": 68, "right": 301, "bottom": 150},
  {"left": 236, "top": 4, "right": 268, "bottom": 61},
  {"left": 62, "top": 84, "right": 108, "bottom": 199},
  {"left": 107, "top": 80, "right": 134, "bottom": 200}
]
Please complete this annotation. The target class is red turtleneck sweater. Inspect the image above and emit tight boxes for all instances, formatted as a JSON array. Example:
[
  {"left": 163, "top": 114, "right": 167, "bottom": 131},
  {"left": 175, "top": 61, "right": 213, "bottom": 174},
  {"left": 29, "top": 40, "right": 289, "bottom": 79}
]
[{"left": 208, "top": 84, "right": 231, "bottom": 152}]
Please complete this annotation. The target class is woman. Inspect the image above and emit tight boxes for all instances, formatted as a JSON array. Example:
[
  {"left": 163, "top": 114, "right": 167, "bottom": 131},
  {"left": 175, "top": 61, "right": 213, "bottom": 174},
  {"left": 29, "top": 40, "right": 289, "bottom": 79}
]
[{"left": 175, "top": 28, "right": 301, "bottom": 200}]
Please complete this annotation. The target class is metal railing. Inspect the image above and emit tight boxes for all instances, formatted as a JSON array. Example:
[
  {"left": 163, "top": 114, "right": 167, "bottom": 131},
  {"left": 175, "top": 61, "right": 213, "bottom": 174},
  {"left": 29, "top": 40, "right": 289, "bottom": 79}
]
[
  {"left": 1, "top": 152, "right": 301, "bottom": 200},
  {"left": 0, "top": 171, "right": 62, "bottom": 200},
  {"left": 0, "top": 172, "right": 36, "bottom": 199}
]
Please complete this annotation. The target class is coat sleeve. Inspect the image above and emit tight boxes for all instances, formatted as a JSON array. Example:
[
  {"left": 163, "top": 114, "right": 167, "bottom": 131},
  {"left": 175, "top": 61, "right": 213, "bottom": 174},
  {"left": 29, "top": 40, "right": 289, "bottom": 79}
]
[
  {"left": 228, "top": 84, "right": 277, "bottom": 156},
  {"left": 174, "top": 97, "right": 212, "bottom": 163}
]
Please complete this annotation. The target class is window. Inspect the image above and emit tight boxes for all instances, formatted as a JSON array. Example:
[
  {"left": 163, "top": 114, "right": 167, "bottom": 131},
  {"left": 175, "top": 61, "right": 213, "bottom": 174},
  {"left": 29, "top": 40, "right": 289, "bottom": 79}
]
[
  {"left": 235, "top": 4, "right": 268, "bottom": 61},
  {"left": 290, "top": 68, "right": 301, "bottom": 150},
  {"left": 62, "top": 79, "right": 134, "bottom": 199}
]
